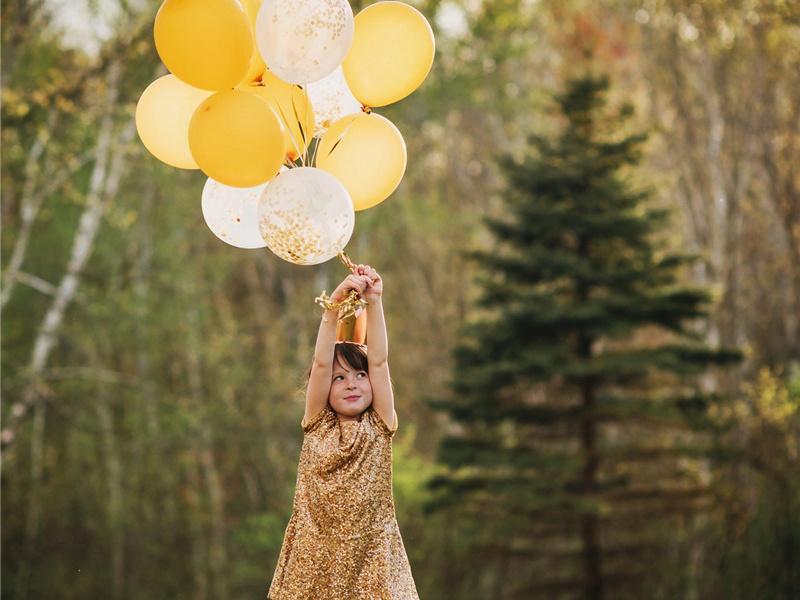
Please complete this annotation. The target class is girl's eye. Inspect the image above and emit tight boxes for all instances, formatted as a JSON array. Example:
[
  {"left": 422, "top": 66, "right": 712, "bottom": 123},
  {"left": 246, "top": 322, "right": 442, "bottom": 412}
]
[
  {"left": 333, "top": 375, "right": 344, "bottom": 381},
  {"left": 356, "top": 372, "right": 367, "bottom": 379}
]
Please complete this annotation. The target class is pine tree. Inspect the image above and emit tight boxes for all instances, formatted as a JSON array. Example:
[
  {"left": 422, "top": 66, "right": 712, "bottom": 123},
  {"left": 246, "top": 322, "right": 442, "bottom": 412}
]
[{"left": 431, "top": 75, "right": 740, "bottom": 600}]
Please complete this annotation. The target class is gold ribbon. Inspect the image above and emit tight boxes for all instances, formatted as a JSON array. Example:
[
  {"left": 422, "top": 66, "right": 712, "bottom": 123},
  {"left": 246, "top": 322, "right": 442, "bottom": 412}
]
[
  {"left": 315, "top": 289, "right": 368, "bottom": 321},
  {"left": 314, "top": 251, "right": 367, "bottom": 321}
]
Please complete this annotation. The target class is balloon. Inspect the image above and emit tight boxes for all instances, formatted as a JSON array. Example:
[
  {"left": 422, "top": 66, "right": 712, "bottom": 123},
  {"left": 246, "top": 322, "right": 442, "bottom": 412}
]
[
  {"left": 135, "top": 75, "right": 213, "bottom": 169},
  {"left": 239, "top": 72, "right": 315, "bottom": 161},
  {"left": 155, "top": 0, "right": 253, "bottom": 91},
  {"left": 316, "top": 112, "right": 406, "bottom": 211},
  {"left": 306, "top": 66, "right": 362, "bottom": 138},
  {"left": 255, "top": 0, "right": 354, "bottom": 84},
  {"left": 201, "top": 178, "right": 268, "bottom": 248},
  {"left": 342, "top": 1, "right": 435, "bottom": 107},
  {"left": 188, "top": 89, "right": 285, "bottom": 187},
  {"left": 257, "top": 167, "right": 354, "bottom": 265},
  {"left": 237, "top": 0, "right": 268, "bottom": 86}
]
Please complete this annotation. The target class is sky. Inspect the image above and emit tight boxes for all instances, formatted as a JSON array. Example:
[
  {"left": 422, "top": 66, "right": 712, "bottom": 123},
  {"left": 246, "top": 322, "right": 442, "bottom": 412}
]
[{"left": 46, "top": 0, "right": 471, "bottom": 58}]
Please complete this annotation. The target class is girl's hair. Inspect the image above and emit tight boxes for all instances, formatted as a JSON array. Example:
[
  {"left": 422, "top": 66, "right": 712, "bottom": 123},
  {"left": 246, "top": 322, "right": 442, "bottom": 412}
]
[
  {"left": 333, "top": 342, "right": 369, "bottom": 372},
  {"left": 305, "top": 342, "right": 368, "bottom": 381}
]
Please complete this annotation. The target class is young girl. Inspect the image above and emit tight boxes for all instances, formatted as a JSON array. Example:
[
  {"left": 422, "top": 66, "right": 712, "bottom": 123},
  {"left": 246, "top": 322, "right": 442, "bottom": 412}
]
[{"left": 268, "top": 264, "right": 419, "bottom": 599}]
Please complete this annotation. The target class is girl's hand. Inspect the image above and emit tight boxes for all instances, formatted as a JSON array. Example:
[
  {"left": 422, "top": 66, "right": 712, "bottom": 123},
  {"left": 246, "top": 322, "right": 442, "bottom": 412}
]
[
  {"left": 356, "top": 264, "right": 382, "bottom": 303},
  {"left": 329, "top": 272, "right": 370, "bottom": 304}
]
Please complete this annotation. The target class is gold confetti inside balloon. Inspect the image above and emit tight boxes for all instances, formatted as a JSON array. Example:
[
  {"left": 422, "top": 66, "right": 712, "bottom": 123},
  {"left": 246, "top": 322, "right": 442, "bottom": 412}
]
[
  {"left": 201, "top": 178, "right": 268, "bottom": 249},
  {"left": 255, "top": 0, "right": 354, "bottom": 84},
  {"left": 257, "top": 167, "right": 355, "bottom": 265}
]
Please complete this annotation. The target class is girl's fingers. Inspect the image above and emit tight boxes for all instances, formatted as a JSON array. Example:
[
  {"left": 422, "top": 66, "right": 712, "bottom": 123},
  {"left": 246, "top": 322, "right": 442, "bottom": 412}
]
[{"left": 356, "top": 264, "right": 379, "bottom": 283}]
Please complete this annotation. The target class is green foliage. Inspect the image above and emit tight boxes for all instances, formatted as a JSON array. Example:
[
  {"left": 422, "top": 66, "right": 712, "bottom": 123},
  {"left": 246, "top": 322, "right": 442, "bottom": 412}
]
[
  {"left": 2, "top": 1, "right": 799, "bottom": 599},
  {"left": 230, "top": 512, "right": 291, "bottom": 594},
  {"left": 705, "top": 366, "right": 800, "bottom": 599}
]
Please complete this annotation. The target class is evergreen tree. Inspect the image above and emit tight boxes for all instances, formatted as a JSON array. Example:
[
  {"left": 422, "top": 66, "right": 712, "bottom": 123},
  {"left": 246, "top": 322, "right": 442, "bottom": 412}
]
[{"left": 431, "top": 75, "right": 740, "bottom": 600}]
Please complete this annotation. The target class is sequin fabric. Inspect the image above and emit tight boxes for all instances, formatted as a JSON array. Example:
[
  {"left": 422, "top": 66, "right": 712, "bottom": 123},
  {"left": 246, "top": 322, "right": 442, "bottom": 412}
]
[{"left": 268, "top": 405, "right": 419, "bottom": 600}]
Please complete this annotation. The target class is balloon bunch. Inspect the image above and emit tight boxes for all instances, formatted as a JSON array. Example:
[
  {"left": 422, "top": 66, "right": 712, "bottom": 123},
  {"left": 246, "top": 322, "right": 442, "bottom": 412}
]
[{"left": 135, "top": 0, "right": 435, "bottom": 265}]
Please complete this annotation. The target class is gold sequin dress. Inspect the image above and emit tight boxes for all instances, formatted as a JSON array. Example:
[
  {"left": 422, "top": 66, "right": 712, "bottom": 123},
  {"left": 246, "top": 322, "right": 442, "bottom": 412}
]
[{"left": 268, "top": 405, "right": 419, "bottom": 600}]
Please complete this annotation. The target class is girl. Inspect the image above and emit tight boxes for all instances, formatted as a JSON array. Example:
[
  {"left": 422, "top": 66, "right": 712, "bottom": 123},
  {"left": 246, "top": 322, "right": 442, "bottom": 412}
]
[{"left": 268, "top": 264, "right": 419, "bottom": 599}]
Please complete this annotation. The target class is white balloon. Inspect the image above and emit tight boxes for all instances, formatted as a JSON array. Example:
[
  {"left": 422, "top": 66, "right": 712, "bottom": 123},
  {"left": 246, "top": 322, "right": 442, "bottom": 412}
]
[
  {"left": 257, "top": 167, "right": 354, "bottom": 265},
  {"left": 306, "top": 66, "right": 362, "bottom": 138},
  {"left": 202, "top": 178, "right": 268, "bottom": 249},
  {"left": 255, "top": 0, "right": 354, "bottom": 85}
]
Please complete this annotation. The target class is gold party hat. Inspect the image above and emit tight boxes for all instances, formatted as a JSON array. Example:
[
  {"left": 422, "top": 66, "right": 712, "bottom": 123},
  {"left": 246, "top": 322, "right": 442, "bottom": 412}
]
[{"left": 336, "top": 306, "right": 367, "bottom": 345}]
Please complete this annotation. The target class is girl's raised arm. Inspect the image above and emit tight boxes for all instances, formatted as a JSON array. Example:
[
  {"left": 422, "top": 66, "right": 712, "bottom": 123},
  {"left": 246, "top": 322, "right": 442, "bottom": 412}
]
[
  {"left": 304, "top": 273, "right": 369, "bottom": 424},
  {"left": 357, "top": 265, "right": 394, "bottom": 429}
]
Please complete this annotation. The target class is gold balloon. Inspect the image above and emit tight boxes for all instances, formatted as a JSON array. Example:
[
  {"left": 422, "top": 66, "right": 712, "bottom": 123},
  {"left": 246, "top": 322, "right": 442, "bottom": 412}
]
[
  {"left": 239, "top": 72, "right": 315, "bottom": 161},
  {"left": 155, "top": 0, "right": 253, "bottom": 91},
  {"left": 136, "top": 75, "right": 213, "bottom": 169},
  {"left": 342, "top": 1, "right": 435, "bottom": 107},
  {"left": 316, "top": 112, "right": 406, "bottom": 211},
  {"left": 188, "top": 89, "right": 285, "bottom": 187},
  {"left": 236, "top": 0, "right": 267, "bottom": 85}
]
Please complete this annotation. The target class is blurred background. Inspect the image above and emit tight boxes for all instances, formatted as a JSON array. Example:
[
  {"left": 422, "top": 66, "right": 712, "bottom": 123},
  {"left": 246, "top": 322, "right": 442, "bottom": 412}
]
[{"left": 2, "top": 0, "right": 799, "bottom": 599}]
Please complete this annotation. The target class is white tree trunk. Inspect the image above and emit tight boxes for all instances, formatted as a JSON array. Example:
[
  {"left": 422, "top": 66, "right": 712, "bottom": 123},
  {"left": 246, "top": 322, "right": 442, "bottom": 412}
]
[
  {"left": 1, "top": 59, "right": 136, "bottom": 450},
  {"left": 1, "top": 111, "right": 95, "bottom": 309},
  {"left": 9, "top": 56, "right": 137, "bottom": 600}
]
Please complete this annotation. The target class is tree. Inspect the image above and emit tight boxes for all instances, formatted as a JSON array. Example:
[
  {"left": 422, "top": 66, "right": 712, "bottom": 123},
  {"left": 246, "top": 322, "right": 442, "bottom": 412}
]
[
  {"left": 431, "top": 75, "right": 739, "bottom": 600},
  {"left": 637, "top": 0, "right": 800, "bottom": 367}
]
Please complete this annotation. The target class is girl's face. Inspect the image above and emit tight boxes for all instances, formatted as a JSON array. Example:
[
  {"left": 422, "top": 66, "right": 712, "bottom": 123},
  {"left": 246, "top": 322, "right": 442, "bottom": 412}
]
[{"left": 329, "top": 359, "right": 373, "bottom": 421}]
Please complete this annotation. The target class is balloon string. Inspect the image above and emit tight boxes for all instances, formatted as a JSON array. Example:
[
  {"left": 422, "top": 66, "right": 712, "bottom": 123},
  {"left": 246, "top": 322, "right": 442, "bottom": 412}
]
[
  {"left": 260, "top": 76, "right": 306, "bottom": 167},
  {"left": 293, "top": 88, "right": 311, "bottom": 166},
  {"left": 322, "top": 113, "right": 360, "bottom": 158},
  {"left": 337, "top": 251, "right": 355, "bottom": 272}
]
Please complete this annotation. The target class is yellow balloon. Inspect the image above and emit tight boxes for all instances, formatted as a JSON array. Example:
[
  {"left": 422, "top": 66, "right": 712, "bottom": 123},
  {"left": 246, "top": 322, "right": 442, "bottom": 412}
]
[
  {"left": 236, "top": 0, "right": 267, "bottom": 85},
  {"left": 136, "top": 75, "right": 213, "bottom": 169},
  {"left": 342, "top": 1, "right": 435, "bottom": 108},
  {"left": 316, "top": 112, "right": 406, "bottom": 210},
  {"left": 189, "top": 89, "right": 285, "bottom": 187},
  {"left": 155, "top": 0, "right": 253, "bottom": 91},
  {"left": 239, "top": 72, "right": 315, "bottom": 161}
]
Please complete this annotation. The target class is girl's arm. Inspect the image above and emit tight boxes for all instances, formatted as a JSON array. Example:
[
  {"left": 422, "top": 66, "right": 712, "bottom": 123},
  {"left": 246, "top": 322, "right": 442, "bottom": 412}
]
[
  {"left": 358, "top": 265, "right": 395, "bottom": 429},
  {"left": 304, "top": 272, "right": 369, "bottom": 424}
]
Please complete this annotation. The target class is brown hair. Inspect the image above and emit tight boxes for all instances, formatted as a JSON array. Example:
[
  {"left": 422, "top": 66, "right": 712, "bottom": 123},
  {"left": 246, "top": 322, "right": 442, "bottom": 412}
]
[
  {"left": 305, "top": 342, "right": 368, "bottom": 381},
  {"left": 333, "top": 341, "right": 368, "bottom": 372}
]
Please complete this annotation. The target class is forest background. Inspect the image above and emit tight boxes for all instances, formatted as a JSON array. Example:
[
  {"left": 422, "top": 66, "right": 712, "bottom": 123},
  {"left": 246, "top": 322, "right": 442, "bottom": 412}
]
[{"left": 2, "top": 0, "right": 799, "bottom": 599}]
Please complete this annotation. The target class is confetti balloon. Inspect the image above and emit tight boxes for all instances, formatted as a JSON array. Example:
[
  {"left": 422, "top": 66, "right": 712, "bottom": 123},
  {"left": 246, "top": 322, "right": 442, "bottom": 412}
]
[
  {"left": 201, "top": 178, "right": 268, "bottom": 248},
  {"left": 306, "top": 66, "right": 362, "bottom": 137},
  {"left": 257, "top": 167, "right": 354, "bottom": 265},
  {"left": 255, "top": 0, "right": 354, "bottom": 84}
]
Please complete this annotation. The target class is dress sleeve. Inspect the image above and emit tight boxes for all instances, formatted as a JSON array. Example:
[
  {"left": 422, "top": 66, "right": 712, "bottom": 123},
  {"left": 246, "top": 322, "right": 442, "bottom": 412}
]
[
  {"left": 371, "top": 408, "right": 399, "bottom": 436},
  {"left": 302, "top": 404, "right": 334, "bottom": 432}
]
